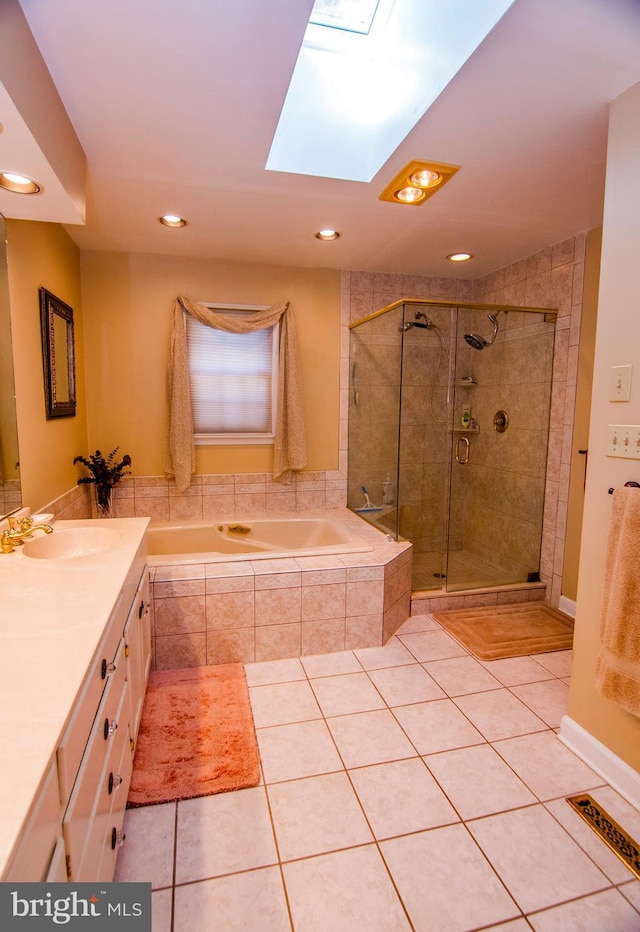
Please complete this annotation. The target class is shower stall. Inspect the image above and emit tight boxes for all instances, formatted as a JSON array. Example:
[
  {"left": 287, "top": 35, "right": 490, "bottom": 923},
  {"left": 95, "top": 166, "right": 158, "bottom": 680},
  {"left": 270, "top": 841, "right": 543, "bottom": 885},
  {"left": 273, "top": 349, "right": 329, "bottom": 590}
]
[{"left": 347, "top": 299, "right": 557, "bottom": 593}]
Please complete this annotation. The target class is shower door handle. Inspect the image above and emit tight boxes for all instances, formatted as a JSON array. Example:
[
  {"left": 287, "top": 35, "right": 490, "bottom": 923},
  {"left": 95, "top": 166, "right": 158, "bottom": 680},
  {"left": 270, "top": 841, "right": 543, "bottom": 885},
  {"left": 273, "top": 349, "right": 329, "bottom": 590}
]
[{"left": 455, "top": 436, "right": 470, "bottom": 464}]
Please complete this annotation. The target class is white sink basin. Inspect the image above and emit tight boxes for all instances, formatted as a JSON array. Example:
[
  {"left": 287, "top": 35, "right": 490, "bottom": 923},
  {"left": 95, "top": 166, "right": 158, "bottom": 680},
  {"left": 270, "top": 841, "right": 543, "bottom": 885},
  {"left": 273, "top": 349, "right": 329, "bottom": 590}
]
[{"left": 22, "top": 527, "right": 121, "bottom": 560}]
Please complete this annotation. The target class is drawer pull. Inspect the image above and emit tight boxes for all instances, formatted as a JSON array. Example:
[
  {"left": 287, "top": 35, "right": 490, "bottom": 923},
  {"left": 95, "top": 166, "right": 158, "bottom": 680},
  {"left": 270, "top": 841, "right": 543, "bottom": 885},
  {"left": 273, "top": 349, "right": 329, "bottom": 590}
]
[
  {"left": 111, "top": 828, "right": 126, "bottom": 850},
  {"left": 103, "top": 718, "right": 118, "bottom": 740},
  {"left": 100, "top": 659, "right": 116, "bottom": 680},
  {"left": 138, "top": 600, "right": 150, "bottom": 619},
  {"left": 108, "top": 772, "right": 123, "bottom": 795}
]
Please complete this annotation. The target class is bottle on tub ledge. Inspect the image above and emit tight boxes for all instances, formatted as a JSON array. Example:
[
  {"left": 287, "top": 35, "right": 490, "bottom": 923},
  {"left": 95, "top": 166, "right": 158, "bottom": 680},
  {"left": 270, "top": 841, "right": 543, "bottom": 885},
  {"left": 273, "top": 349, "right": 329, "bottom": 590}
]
[{"left": 382, "top": 473, "right": 394, "bottom": 505}]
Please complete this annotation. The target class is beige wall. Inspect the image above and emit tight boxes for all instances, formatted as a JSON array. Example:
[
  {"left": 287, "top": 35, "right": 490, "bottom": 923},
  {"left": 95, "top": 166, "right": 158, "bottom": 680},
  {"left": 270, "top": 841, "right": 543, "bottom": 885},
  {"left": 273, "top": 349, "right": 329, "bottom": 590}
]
[
  {"left": 80, "top": 252, "right": 340, "bottom": 478},
  {"left": 6, "top": 219, "right": 87, "bottom": 510},
  {"left": 568, "top": 82, "right": 640, "bottom": 772},
  {"left": 562, "top": 227, "right": 601, "bottom": 601}
]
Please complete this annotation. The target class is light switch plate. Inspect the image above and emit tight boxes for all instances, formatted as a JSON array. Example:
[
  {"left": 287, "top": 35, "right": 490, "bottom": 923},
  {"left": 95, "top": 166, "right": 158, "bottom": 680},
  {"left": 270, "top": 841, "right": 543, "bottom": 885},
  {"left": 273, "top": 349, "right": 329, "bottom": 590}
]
[
  {"left": 607, "top": 424, "right": 640, "bottom": 458},
  {"left": 610, "top": 365, "right": 632, "bottom": 401}
]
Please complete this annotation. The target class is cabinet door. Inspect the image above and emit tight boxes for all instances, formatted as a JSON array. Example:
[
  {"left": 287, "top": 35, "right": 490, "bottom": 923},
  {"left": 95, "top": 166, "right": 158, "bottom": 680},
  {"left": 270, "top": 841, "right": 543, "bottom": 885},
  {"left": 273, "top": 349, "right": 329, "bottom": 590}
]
[
  {"left": 124, "top": 568, "right": 151, "bottom": 745},
  {"left": 4, "top": 762, "right": 61, "bottom": 881},
  {"left": 46, "top": 837, "right": 68, "bottom": 882}
]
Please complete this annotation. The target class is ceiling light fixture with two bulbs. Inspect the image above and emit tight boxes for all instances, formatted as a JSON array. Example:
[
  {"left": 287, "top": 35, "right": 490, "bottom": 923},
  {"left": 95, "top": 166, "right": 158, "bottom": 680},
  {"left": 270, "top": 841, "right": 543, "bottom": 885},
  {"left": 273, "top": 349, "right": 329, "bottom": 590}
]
[{"left": 379, "top": 159, "right": 460, "bottom": 206}]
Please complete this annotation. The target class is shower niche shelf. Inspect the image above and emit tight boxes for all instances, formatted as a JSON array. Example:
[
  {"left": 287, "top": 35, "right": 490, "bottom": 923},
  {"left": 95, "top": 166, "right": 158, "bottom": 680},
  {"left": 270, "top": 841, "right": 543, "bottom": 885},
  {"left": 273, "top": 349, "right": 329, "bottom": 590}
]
[{"left": 452, "top": 426, "right": 479, "bottom": 434}]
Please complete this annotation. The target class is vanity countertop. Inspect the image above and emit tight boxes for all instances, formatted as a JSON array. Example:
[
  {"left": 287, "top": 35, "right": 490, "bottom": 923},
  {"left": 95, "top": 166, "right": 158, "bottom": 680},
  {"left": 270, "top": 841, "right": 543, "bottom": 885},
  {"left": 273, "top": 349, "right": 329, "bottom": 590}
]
[{"left": 0, "top": 517, "right": 149, "bottom": 877}]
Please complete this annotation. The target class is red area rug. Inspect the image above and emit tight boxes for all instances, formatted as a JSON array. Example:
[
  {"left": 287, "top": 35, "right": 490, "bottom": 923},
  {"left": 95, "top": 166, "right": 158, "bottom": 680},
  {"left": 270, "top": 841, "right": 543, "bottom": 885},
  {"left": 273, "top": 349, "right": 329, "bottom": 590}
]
[{"left": 127, "top": 663, "right": 260, "bottom": 807}]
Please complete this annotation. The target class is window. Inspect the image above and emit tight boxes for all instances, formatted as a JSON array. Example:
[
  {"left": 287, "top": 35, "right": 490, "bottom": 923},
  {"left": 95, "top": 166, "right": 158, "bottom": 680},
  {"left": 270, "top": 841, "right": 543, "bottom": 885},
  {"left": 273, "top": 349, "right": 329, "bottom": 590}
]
[{"left": 186, "top": 304, "right": 279, "bottom": 444}]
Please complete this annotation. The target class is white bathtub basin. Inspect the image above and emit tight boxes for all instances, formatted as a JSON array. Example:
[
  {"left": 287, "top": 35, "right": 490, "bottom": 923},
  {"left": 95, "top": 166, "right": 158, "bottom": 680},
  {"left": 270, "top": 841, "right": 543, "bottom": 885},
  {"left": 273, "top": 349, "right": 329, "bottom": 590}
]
[
  {"left": 146, "top": 515, "right": 374, "bottom": 566},
  {"left": 22, "top": 526, "right": 121, "bottom": 560}
]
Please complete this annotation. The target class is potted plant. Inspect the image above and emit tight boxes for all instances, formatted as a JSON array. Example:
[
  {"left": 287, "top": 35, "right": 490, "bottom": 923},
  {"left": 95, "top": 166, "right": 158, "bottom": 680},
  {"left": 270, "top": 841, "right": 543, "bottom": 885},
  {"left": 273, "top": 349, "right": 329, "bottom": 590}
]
[{"left": 73, "top": 447, "right": 132, "bottom": 517}]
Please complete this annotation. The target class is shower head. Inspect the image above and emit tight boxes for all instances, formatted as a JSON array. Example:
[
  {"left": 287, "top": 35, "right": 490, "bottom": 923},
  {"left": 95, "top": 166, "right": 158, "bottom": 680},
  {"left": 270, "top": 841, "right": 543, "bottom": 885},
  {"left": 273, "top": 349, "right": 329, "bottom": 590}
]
[
  {"left": 464, "top": 332, "right": 486, "bottom": 350},
  {"left": 464, "top": 312, "right": 500, "bottom": 350},
  {"left": 411, "top": 321, "right": 431, "bottom": 329}
]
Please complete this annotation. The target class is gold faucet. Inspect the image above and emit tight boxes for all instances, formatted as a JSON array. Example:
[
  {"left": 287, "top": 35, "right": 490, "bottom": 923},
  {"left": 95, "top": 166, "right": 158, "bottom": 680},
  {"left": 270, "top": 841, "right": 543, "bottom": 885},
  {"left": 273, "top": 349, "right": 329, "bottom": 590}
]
[{"left": 1, "top": 517, "right": 54, "bottom": 553}]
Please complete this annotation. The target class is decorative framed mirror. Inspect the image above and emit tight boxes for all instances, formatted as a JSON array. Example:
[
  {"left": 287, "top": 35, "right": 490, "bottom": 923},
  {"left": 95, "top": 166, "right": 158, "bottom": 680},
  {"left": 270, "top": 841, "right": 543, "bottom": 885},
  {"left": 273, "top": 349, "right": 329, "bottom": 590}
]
[{"left": 39, "top": 287, "right": 76, "bottom": 419}]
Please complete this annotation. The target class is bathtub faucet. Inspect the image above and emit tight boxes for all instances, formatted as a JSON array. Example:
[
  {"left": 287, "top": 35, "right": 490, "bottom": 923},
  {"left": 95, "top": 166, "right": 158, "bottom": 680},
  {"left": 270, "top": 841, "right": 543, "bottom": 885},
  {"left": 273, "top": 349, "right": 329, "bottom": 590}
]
[{"left": 228, "top": 524, "right": 251, "bottom": 534}]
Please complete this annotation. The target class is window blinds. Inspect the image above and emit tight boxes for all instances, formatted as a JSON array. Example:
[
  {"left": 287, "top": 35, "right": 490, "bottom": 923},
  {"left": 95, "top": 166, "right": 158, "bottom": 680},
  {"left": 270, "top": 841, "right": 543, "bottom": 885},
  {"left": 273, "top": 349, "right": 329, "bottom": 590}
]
[{"left": 185, "top": 311, "right": 277, "bottom": 438}]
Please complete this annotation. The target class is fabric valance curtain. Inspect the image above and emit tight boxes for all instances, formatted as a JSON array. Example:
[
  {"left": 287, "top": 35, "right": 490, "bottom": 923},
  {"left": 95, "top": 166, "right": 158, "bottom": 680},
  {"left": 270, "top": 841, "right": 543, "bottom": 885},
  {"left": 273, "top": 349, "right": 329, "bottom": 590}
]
[{"left": 165, "top": 296, "right": 307, "bottom": 493}]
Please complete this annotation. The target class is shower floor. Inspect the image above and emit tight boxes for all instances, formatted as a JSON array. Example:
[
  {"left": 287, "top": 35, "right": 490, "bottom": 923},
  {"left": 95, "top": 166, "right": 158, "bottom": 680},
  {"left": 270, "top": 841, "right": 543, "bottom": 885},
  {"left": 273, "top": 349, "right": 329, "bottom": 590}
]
[{"left": 412, "top": 548, "right": 514, "bottom": 592}]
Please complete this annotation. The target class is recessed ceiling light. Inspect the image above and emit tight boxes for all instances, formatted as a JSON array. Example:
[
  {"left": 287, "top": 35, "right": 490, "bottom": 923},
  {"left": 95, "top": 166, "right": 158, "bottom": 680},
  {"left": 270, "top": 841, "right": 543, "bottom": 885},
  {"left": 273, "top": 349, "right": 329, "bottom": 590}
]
[
  {"left": 0, "top": 171, "right": 41, "bottom": 194},
  {"left": 158, "top": 214, "right": 187, "bottom": 228},
  {"left": 446, "top": 252, "right": 473, "bottom": 262},
  {"left": 380, "top": 160, "right": 459, "bottom": 206},
  {"left": 315, "top": 229, "right": 341, "bottom": 241}
]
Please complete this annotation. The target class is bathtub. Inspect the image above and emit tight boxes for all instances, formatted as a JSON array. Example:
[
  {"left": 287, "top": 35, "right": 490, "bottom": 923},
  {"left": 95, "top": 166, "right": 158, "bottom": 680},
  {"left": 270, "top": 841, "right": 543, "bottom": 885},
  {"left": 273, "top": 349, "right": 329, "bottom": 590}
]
[{"left": 146, "top": 515, "right": 374, "bottom": 566}]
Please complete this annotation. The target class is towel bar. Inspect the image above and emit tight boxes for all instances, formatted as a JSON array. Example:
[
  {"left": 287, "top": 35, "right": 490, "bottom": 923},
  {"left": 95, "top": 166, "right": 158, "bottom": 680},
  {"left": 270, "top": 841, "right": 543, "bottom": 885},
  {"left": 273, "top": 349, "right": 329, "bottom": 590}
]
[{"left": 608, "top": 481, "right": 640, "bottom": 494}]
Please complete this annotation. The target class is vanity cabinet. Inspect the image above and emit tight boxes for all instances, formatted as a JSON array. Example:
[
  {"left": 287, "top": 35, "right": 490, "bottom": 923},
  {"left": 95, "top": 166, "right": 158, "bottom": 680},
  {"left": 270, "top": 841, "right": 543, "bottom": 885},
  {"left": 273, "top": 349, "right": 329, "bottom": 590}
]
[
  {"left": 2, "top": 538, "right": 151, "bottom": 883},
  {"left": 3, "top": 763, "right": 62, "bottom": 882},
  {"left": 60, "top": 560, "right": 150, "bottom": 882}
]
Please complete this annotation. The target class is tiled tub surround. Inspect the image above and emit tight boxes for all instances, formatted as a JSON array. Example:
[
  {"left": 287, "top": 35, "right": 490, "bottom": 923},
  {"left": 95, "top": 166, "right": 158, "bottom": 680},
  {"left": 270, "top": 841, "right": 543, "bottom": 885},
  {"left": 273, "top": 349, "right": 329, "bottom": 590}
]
[
  {"left": 149, "top": 510, "right": 412, "bottom": 669},
  {"left": 110, "top": 471, "right": 348, "bottom": 521},
  {"left": 36, "top": 470, "right": 349, "bottom": 526}
]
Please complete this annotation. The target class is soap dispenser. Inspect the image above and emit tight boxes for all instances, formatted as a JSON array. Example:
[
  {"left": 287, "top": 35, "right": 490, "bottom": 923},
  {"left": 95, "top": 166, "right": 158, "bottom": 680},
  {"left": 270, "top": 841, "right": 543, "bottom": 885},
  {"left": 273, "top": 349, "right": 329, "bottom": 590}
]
[{"left": 382, "top": 473, "right": 394, "bottom": 505}]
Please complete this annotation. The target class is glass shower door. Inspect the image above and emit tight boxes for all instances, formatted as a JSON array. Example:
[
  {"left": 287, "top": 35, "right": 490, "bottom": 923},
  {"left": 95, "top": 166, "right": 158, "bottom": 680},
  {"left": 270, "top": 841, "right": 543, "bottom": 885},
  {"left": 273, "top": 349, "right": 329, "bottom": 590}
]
[
  {"left": 347, "top": 304, "right": 403, "bottom": 538},
  {"left": 397, "top": 303, "right": 453, "bottom": 591},
  {"left": 445, "top": 306, "right": 555, "bottom": 592}
]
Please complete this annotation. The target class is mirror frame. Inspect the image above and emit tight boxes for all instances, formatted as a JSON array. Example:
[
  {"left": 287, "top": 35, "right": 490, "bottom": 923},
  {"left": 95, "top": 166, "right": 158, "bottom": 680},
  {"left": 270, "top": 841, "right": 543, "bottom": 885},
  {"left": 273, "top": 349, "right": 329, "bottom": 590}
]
[{"left": 39, "top": 287, "right": 76, "bottom": 419}]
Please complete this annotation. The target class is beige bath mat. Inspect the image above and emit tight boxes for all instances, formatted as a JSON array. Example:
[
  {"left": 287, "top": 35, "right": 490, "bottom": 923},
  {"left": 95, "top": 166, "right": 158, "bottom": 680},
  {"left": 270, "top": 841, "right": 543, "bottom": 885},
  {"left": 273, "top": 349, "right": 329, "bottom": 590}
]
[{"left": 431, "top": 602, "right": 574, "bottom": 660}]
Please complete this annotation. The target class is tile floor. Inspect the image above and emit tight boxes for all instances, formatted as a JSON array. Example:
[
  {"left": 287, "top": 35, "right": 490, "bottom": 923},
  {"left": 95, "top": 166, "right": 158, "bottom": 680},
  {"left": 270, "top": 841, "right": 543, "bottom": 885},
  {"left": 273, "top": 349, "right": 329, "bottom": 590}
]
[
  {"left": 411, "top": 549, "right": 514, "bottom": 592},
  {"left": 115, "top": 612, "right": 640, "bottom": 931}
]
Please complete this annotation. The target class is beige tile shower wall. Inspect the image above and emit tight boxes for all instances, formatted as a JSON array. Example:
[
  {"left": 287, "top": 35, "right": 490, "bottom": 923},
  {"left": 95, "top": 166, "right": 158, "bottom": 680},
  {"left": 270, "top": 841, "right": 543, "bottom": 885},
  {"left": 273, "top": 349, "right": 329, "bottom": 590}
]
[
  {"left": 471, "top": 234, "right": 586, "bottom": 606},
  {"left": 451, "top": 307, "right": 554, "bottom": 582}
]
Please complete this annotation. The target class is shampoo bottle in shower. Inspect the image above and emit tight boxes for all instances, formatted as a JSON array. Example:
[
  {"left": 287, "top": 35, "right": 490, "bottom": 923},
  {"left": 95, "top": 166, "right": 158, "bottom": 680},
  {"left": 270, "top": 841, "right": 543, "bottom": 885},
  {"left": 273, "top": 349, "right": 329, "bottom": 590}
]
[
  {"left": 461, "top": 404, "right": 471, "bottom": 428},
  {"left": 382, "top": 473, "right": 394, "bottom": 505}
]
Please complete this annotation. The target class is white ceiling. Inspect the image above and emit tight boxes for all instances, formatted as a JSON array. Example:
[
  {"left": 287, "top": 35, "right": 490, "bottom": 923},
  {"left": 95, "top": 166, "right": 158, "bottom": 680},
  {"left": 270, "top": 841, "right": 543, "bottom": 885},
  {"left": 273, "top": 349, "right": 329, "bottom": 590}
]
[{"left": 9, "top": 0, "right": 640, "bottom": 277}]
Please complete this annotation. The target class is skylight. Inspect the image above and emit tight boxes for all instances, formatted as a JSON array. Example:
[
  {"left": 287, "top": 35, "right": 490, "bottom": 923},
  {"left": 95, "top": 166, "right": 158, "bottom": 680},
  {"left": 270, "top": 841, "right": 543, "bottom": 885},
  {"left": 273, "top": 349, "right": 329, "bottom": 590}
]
[
  {"left": 266, "top": 0, "right": 515, "bottom": 183},
  {"left": 309, "top": 0, "right": 382, "bottom": 35}
]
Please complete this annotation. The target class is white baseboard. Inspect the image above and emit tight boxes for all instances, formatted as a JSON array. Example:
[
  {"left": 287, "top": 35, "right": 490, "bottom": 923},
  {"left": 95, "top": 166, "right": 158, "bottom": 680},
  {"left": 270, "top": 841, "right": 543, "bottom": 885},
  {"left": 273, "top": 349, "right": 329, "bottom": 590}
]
[
  {"left": 559, "top": 715, "right": 640, "bottom": 810},
  {"left": 559, "top": 595, "right": 576, "bottom": 618}
]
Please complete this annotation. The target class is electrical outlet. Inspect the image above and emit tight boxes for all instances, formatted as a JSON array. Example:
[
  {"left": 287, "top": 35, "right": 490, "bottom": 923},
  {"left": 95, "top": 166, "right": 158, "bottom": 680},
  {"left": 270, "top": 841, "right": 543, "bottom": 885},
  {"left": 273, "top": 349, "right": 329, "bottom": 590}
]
[{"left": 607, "top": 424, "right": 640, "bottom": 458}]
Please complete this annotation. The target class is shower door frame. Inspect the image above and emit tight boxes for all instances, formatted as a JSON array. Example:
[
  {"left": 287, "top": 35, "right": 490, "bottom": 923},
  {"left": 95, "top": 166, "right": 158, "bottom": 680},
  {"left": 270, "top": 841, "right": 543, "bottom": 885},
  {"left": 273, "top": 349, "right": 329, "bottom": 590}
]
[{"left": 348, "top": 298, "right": 558, "bottom": 594}]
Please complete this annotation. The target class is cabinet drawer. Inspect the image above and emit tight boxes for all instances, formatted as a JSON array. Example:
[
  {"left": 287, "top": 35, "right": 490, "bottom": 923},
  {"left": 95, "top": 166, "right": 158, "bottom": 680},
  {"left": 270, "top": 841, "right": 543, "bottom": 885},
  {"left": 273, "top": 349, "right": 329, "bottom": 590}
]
[
  {"left": 57, "top": 598, "right": 126, "bottom": 806},
  {"left": 63, "top": 646, "right": 127, "bottom": 879},
  {"left": 4, "top": 762, "right": 61, "bottom": 881},
  {"left": 70, "top": 713, "right": 133, "bottom": 882},
  {"left": 94, "top": 724, "right": 134, "bottom": 882}
]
